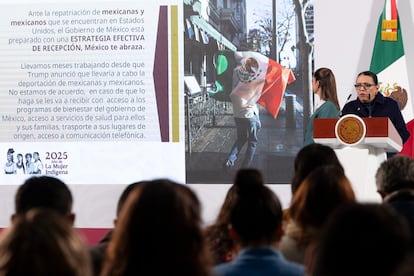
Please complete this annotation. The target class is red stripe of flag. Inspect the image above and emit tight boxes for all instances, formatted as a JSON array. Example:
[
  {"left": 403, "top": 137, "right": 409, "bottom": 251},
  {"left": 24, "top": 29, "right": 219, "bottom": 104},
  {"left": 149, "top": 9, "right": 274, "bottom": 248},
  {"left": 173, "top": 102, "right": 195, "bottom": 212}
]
[
  {"left": 390, "top": 0, "right": 397, "bottom": 32},
  {"left": 390, "top": 0, "right": 397, "bottom": 19},
  {"left": 257, "top": 59, "right": 295, "bottom": 119}
]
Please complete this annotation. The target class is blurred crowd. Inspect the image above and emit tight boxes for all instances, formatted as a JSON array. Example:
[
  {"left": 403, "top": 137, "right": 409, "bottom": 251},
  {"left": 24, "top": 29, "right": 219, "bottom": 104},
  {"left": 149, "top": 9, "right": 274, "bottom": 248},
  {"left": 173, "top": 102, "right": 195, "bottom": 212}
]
[{"left": 1, "top": 143, "right": 414, "bottom": 276}]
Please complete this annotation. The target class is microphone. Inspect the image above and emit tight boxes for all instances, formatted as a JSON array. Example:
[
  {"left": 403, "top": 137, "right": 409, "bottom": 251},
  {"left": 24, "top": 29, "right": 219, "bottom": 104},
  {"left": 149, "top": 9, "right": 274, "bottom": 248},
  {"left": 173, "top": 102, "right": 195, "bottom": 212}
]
[
  {"left": 345, "top": 93, "right": 352, "bottom": 104},
  {"left": 340, "top": 93, "right": 353, "bottom": 116},
  {"left": 368, "top": 94, "right": 372, "bottom": 118}
]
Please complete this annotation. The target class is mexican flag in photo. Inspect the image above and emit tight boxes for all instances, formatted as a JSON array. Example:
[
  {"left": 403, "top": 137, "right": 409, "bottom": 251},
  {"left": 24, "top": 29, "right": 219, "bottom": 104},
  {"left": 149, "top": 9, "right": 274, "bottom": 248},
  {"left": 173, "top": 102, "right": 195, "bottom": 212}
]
[
  {"left": 370, "top": 0, "right": 413, "bottom": 122},
  {"left": 211, "top": 50, "right": 295, "bottom": 119}
]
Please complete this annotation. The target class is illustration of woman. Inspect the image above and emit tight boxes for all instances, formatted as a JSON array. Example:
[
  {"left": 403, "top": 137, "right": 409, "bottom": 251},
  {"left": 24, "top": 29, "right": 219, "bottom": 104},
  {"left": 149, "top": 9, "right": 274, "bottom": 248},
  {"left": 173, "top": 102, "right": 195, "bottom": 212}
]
[
  {"left": 4, "top": 148, "right": 16, "bottom": 175},
  {"left": 25, "top": 153, "right": 35, "bottom": 174},
  {"left": 32, "top": 152, "right": 43, "bottom": 174},
  {"left": 15, "top": 153, "right": 25, "bottom": 174}
]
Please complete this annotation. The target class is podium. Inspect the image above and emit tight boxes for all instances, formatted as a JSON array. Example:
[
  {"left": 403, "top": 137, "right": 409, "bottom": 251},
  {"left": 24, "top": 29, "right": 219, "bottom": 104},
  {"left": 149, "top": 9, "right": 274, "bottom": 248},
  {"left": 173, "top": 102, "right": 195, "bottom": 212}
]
[{"left": 314, "top": 117, "right": 402, "bottom": 202}]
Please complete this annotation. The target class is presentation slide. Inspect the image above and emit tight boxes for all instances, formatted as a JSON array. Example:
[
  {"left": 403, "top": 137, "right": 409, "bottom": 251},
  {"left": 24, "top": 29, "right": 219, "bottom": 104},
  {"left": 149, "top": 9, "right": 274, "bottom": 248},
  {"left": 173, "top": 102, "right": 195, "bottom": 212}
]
[{"left": 0, "top": 0, "right": 184, "bottom": 185}]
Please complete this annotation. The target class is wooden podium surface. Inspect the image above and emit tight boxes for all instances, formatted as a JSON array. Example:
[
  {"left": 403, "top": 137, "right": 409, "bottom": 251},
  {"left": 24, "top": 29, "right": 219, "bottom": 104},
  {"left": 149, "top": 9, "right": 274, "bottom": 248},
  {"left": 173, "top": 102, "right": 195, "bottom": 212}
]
[
  {"left": 313, "top": 117, "right": 402, "bottom": 202},
  {"left": 314, "top": 117, "right": 402, "bottom": 152}
]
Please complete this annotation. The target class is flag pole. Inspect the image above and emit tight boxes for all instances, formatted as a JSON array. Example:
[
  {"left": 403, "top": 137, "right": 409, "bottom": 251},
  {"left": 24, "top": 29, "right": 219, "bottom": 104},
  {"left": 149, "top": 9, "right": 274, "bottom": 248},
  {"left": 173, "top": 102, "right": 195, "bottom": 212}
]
[{"left": 271, "top": 0, "right": 277, "bottom": 61}]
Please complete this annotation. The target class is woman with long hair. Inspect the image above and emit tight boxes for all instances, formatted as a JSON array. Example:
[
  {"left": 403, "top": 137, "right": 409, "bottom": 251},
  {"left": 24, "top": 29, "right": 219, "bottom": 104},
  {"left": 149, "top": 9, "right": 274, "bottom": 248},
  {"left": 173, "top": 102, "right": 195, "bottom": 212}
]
[
  {"left": 304, "top": 67, "right": 340, "bottom": 146},
  {"left": 0, "top": 208, "right": 92, "bottom": 276},
  {"left": 213, "top": 169, "right": 304, "bottom": 275},
  {"left": 280, "top": 165, "right": 356, "bottom": 264},
  {"left": 101, "top": 179, "right": 212, "bottom": 276}
]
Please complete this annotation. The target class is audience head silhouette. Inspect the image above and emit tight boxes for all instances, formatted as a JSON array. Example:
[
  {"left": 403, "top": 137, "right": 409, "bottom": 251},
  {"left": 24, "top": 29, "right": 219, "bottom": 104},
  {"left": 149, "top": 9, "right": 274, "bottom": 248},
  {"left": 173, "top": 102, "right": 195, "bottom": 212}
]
[
  {"left": 290, "top": 165, "right": 355, "bottom": 230},
  {"left": 311, "top": 203, "right": 412, "bottom": 276},
  {"left": 101, "top": 179, "right": 211, "bottom": 276},
  {"left": 376, "top": 155, "right": 414, "bottom": 250},
  {"left": 280, "top": 165, "right": 355, "bottom": 264},
  {"left": 213, "top": 169, "right": 304, "bottom": 275},
  {"left": 0, "top": 208, "right": 92, "bottom": 276},
  {"left": 14, "top": 176, "right": 74, "bottom": 223},
  {"left": 376, "top": 155, "right": 414, "bottom": 198},
  {"left": 205, "top": 168, "right": 265, "bottom": 264},
  {"left": 115, "top": 181, "right": 144, "bottom": 220},
  {"left": 230, "top": 168, "right": 282, "bottom": 247},
  {"left": 291, "top": 143, "right": 343, "bottom": 194},
  {"left": 89, "top": 181, "right": 145, "bottom": 276}
]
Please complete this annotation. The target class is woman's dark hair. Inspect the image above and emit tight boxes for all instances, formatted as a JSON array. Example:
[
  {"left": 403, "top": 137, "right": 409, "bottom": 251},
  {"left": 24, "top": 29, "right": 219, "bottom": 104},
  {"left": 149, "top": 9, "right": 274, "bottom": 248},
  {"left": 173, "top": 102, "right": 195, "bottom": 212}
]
[
  {"left": 291, "top": 143, "right": 343, "bottom": 194},
  {"left": 15, "top": 176, "right": 73, "bottom": 216},
  {"left": 0, "top": 208, "right": 92, "bottom": 276},
  {"left": 311, "top": 203, "right": 411, "bottom": 276},
  {"left": 357, "top": 70, "right": 378, "bottom": 85},
  {"left": 229, "top": 169, "right": 283, "bottom": 246},
  {"left": 204, "top": 184, "right": 238, "bottom": 264},
  {"left": 289, "top": 165, "right": 355, "bottom": 238},
  {"left": 204, "top": 169, "right": 265, "bottom": 263},
  {"left": 101, "top": 179, "right": 211, "bottom": 276}
]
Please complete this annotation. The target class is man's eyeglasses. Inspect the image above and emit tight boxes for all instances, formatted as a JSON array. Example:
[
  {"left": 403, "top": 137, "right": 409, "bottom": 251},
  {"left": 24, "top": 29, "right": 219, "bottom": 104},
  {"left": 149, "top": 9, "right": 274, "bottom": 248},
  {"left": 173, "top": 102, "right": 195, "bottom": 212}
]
[{"left": 354, "top": 83, "right": 376, "bottom": 90}]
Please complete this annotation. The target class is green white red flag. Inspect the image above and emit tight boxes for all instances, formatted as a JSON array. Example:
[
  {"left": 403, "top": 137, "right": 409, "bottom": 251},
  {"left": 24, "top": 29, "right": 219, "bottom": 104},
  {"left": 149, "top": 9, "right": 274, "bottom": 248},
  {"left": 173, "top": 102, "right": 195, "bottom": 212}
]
[
  {"left": 211, "top": 50, "right": 295, "bottom": 119},
  {"left": 369, "top": 0, "right": 413, "bottom": 121}
]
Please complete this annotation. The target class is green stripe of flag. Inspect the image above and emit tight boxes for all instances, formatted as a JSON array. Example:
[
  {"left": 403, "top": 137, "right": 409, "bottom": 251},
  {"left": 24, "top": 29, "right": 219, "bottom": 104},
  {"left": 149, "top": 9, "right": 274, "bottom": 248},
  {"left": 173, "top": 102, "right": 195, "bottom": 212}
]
[{"left": 370, "top": 2, "right": 404, "bottom": 74}]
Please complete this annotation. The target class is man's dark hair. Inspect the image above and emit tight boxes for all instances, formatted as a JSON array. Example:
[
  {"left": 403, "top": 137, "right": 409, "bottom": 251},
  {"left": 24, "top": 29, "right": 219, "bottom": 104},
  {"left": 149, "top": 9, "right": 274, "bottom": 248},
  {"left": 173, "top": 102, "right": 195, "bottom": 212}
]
[
  {"left": 376, "top": 155, "right": 414, "bottom": 195},
  {"left": 15, "top": 176, "right": 73, "bottom": 215}
]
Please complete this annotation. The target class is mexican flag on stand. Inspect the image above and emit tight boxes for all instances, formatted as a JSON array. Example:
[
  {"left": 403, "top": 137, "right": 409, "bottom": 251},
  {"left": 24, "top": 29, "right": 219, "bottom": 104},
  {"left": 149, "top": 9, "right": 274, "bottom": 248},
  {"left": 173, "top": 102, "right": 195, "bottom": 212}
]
[
  {"left": 370, "top": 0, "right": 413, "bottom": 122},
  {"left": 370, "top": 0, "right": 414, "bottom": 155}
]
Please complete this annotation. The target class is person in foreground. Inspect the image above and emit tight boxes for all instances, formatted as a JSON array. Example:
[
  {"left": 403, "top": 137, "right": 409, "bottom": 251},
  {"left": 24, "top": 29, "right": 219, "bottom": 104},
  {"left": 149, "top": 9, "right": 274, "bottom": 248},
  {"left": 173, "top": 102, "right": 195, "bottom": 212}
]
[
  {"left": 309, "top": 203, "right": 412, "bottom": 276},
  {"left": 205, "top": 168, "right": 266, "bottom": 265},
  {"left": 375, "top": 155, "right": 414, "bottom": 249},
  {"left": 280, "top": 165, "right": 355, "bottom": 264},
  {"left": 341, "top": 70, "right": 410, "bottom": 144},
  {"left": 13, "top": 175, "right": 75, "bottom": 224},
  {"left": 204, "top": 185, "right": 243, "bottom": 264},
  {"left": 100, "top": 179, "right": 212, "bottom": 276},
  {"left": 290, "top": 143, "right": 343, "bottom": 195},
  {"left": 0, "top": 208, "right": 92, "bottom": 276},
  {"left": 89, "top": 181, "right": 144, "bottom": 276},
  {"left": 304, "top": 67, "right": 340, "bottom": 146},
  {"left": 213, "top": 169, "right": 304, "bottom": 276}
]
